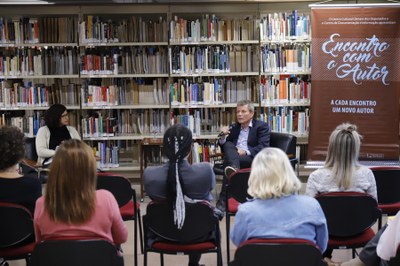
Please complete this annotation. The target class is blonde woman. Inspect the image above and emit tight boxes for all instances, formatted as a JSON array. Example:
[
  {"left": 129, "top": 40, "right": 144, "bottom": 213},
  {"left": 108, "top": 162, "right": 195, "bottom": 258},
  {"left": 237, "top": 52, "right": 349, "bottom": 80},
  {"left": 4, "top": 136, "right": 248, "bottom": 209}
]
[
  {"left": 306, "top": 123, "right": 377, "bottom": 199},
  {"left": 230, "top": 147, "right": 328, "bottom": 252},
  {"left": 34, "top": 139, "right": 127, "bottom": 246},
  {"left": 306, "top": 123, "right": 377, "bottom": 265}
]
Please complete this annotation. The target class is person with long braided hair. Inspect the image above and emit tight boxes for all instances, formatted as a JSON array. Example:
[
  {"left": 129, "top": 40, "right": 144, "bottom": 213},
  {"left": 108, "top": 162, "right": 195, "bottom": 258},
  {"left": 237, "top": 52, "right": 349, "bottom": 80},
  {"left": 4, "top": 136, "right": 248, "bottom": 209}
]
[{"left": 144, "top": 124, "right": 216, "bottom": 266}]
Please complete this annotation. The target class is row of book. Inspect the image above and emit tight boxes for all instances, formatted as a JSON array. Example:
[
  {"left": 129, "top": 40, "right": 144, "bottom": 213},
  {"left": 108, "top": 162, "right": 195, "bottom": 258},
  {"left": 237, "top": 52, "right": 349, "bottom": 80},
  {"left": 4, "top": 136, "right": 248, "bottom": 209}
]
[
  {"left": 0, "top": 110, "right": 79, "bottom": 137},
  {"left": 260, "top": 75, "right": 311, "bottom": 105},
  {"left": 81, "top": 78, "right": 168, "bottom": 107},
  {"left": 260, "top": 43, "right": 311, "bottom": 73},
  {"left": 81, "top": 107, "right": 233, "bottom": 138},
  {"left": 170, "top": 15, "right": 259, "bottom": 43},
  {"left": 169, "top": 45, "right": 257, "bottom": 74},
  {"left": 82, "top": 109, "right": 170, "bottom": 137},
  {"left": 79, "top": 16, "right": 168, "bottom": 44},
  {"left": 171, "top": 108, "right": 236, "bottom": 135},
  {"left": 169, "top": 77, "right": 256, "bottom": 106},
  {"left": 0, "top": 47, "right": 79, "bottom": 76},
  {"left": 1, "top": 76, "right": 310, "bottom": 109},
  {"left": 0, "top": 80, "right": 80, "bottom": 108},
  {"left": 260, "top": 106, "right": 310, "bottom": 135},
  {"left": 0, "top": 10, "right": 310, "bottom": 45},
  {"left": 96, "top": 142, "right": 120, "bottom": 168},
  {"left": 192, "top": 140, "right": 222, "bottom": 164},
  {"left": 91, "top": 139, "right": 223, "bottom": 167},
  {"left": 259, "top": 11, "right": 311, "bottom": 42},
  {"left": 1, "top": 105, "right": 309, "bottom": 141},
  {"left": 0, "top": 44, "right": 310, "bottom": 77},
  {"left": 80, "top": 46, "right": 167, "bottom": 75},
  {"left": 0, "top": 17, "right": 77, "bottom": 44}
]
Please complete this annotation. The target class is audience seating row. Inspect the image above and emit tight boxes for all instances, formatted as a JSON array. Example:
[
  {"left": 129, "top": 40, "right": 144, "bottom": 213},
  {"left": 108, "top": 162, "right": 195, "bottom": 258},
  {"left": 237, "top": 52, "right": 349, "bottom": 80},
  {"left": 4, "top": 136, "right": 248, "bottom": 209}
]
[{"left": 2, "top": 166, "right": 400, "bottom": 265}]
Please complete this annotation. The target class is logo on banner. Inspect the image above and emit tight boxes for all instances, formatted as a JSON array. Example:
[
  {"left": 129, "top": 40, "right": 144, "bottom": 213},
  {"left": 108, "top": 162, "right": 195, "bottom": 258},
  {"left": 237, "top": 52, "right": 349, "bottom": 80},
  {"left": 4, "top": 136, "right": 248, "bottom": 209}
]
[{"left": 321, "top": 33, "right": 390, "bottom": 85}]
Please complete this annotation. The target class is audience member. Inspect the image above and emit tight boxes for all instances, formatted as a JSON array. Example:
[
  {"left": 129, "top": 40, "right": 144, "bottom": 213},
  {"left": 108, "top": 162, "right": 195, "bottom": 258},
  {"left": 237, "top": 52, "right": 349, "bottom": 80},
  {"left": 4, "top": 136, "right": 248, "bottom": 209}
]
[
  {"left": 144, "top": 124, "right": 216, "bottom": 266},
  {"left": 306, "top": 123, "right": 377, "bottom": 265},
  {"left": 0, "top": 126, "right": 42, "bottom": 214},
  {"left": 216, "top": 99, "right": 270, "bottom": 212},
  {"left": 306, "top": 123, "right": 377, "bottom": 199},
  {"left": 36, "top": 103, "right": 80, "bottom": 166},
  {"left": 34, "top": 139, "right": 128, "bottom": 247},
  {"left": 341, "top": 210, "right": 400, "bottom": 266},
  {"left": 231, "top": 147, "right": 328, "bottom": 253}
]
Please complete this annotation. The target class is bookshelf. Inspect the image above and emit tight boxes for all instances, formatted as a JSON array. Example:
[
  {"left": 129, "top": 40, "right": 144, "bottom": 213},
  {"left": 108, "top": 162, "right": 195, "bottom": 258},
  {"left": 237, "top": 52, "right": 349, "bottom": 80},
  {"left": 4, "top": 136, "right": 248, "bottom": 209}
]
[
  {"left": 258, "top": 10, "right": 311, "bottom": 138},
  {"left": 0, "top": 6, "right": 81, "bottom": 136},
  {"left": 0, "top": 3, "right": 312, "bottom": 173}
]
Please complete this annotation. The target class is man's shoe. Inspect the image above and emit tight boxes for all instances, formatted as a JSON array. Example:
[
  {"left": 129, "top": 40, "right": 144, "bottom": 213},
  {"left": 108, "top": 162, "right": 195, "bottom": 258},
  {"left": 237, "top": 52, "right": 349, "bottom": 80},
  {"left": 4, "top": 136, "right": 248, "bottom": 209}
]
[{"left": 224, "top": 166, "right": 237, "bottom": 178}]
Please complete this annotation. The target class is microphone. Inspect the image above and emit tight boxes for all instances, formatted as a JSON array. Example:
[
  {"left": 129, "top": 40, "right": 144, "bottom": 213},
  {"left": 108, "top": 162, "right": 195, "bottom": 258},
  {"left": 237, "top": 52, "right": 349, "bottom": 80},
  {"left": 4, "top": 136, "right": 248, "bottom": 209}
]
[{"left": 217, "top": 123, "right": 236, "bottom": 139}]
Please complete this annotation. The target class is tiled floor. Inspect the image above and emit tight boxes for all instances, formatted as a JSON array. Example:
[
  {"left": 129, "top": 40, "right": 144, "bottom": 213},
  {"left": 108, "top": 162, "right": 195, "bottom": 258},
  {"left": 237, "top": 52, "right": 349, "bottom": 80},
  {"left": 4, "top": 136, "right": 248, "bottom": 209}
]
[{"left": 7, "top": 183, "right": 381, "bottom": 266}]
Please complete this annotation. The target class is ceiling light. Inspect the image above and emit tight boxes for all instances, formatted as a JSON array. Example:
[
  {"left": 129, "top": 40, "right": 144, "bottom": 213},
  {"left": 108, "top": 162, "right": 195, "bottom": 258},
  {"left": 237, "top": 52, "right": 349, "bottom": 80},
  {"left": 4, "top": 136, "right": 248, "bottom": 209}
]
[{"left": 0, "top": 0, "right": 53, "bottom": 4}]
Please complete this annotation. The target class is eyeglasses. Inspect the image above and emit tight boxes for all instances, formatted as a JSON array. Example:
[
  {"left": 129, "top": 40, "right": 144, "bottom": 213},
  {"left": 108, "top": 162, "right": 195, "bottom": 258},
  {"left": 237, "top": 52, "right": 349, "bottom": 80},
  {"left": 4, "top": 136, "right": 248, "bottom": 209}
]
[{"left": 61, "top": 113, "right": 68, "bottom": 118}]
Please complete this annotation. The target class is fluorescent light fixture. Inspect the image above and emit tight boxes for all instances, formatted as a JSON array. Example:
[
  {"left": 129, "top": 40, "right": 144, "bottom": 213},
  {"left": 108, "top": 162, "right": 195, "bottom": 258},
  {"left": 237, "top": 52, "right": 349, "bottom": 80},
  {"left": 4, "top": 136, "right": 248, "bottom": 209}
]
[{"left": 0, "top": 0, "right": 53, "bottom": 4}]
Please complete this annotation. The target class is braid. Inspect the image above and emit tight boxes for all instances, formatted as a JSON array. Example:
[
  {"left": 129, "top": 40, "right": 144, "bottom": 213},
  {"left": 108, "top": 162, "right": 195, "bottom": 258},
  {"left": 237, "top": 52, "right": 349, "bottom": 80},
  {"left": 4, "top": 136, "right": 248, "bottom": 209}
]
[{"left": 163, "top": 124, "right": 192, "bottom": 229}]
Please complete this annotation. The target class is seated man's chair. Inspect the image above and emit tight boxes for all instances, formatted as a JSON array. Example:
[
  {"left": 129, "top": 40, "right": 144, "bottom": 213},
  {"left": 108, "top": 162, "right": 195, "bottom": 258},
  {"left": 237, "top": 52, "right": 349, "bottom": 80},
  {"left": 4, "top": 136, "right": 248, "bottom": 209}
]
[
  {"left": 270, "top": 132, "right": 298, "bottom": 174},
  {"left": 31, "top": 239, "right": 124, "bottom": 266},
  {"left": 0, "top": 202, "right": 36, "bottom": 265},
  {"left": 229, "top": 238, "right": 327, "bottom": 266},
  {"left": 370, "top": 166, "right": 400, "bottom": 229},
  {"left": 143, "top": 201, "right": 222, "bottom": 266},
  {"left": 213, "top": 132, "right": 298, "bottom": 175},
  {"left": 316, "top": 192, "right": 381, "bottom": 258}
]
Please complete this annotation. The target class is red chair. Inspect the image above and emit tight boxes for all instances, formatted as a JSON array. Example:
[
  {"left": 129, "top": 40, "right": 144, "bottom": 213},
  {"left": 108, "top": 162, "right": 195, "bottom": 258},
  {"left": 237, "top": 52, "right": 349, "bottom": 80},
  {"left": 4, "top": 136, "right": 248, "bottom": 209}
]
[
  {"left": 31, "top": 238, "right": 124, "bottom": 266},
  {"left": 316, "top": 192, "right": 381, "bottom": 258},
  {"left": 225, "top": 168, "right": 252, "bottom": 262},
  {"left": 0, "top": 202, "right": 36, "bottom": 265},
  {"left": 229, "top": 238, "right": 327, "bottom": 266},
  {"left": 97, "top": 173, "right": 142, "bottom": 266},
  {"left": 370, "top": 166, "right": 400, "bottom": 229},
  {"left": 143, "top": 201, "right": 222, "bottom": 266}
]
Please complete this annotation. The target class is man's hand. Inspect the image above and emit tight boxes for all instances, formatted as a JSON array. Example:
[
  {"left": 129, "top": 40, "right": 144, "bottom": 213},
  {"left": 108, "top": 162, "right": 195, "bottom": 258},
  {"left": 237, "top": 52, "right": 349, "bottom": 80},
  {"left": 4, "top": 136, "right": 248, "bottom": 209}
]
[
  {"left": 220, "top": 126, "right": 231, "bottom": 136},
  {"left": 237, "top": 148, "right": 247, "bottom": 156}
]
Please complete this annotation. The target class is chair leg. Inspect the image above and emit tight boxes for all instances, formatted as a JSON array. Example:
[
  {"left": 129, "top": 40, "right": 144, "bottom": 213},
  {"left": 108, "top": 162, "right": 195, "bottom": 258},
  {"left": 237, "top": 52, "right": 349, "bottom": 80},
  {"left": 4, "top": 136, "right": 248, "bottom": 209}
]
[
  {"left": 378, "top": 215, "right": 382, "bottom": 230},
  {"left": 352, "top": 248, "right": 356, "bottom": 258},
  {"left": 138, "top": 210, "right": 144, "bottom": 253},
  {"left": 226, "top": 212, "right": 231, "bottom": 263},
  {"left": 160, "top": 253, "right": 164, "bottom": 266},
  {"left": 143, "top": 250, "right": 147, "bottom": 266},
  {"left": 134, "top": 218, "right": 138, "bottom": 266}
]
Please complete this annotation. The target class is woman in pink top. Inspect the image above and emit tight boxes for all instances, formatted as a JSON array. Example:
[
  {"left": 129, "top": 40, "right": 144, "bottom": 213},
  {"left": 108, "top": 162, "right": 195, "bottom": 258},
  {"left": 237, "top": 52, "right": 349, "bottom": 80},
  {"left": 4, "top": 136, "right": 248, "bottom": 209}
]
[{"left": 34, "top": 139, "right": 128, "bottom": 246}]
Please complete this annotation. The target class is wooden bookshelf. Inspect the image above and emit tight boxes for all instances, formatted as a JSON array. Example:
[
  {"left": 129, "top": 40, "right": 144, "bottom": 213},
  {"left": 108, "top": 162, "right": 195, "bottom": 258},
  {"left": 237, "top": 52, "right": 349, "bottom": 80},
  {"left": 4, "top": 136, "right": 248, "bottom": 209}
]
[{"left": 0, "top": 2, "right": 312, "bottom": 172}]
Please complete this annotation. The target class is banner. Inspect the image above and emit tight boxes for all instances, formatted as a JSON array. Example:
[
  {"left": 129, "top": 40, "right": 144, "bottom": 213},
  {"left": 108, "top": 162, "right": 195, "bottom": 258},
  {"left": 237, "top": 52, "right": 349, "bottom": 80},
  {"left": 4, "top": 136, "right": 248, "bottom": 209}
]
[{"left": 308, "top": 4, "right": 400, "bottom": 161}]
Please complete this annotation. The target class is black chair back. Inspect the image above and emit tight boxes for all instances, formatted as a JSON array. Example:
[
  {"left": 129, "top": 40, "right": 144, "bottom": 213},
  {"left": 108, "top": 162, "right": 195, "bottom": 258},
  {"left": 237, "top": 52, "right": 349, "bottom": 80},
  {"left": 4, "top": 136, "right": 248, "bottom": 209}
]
[
  {"left": 31, "top": 239, "right": 124, "bottom": 266},
  {"left": 316, "top": 192, "right": 381, "bottom": 237},
  {"left": 230, "top": 238, "right": 326, "bottom": 266},
  {"left": 371, "top": 166, "right": 400, "bottom": 204},
  {"left": 24, "top": 137, "right": 38, "bottom": 162},
  {"left": 96, "top": 174, "right": 133, "bottom": 207},
  {"left": 0, "top": 202, "right": 34, "bottom": 248},
  {"left": 270, "top": 132, "right": 298, "bottom": 171},
  {"left": 270, "top": 132, "right": 297, "bottom": 156},
  {"left": 144, "top": 201, "right": 216, "bottom": 244},
  {"left": 229, "top": 169, "right": 252, "bottom": 203}
]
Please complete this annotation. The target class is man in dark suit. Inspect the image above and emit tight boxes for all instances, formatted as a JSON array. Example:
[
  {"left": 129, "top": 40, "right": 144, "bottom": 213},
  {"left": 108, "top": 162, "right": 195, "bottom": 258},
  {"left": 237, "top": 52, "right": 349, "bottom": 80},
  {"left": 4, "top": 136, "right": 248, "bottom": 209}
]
[{"left": 216, "top": 100, "right": 270, "bottom": 213}]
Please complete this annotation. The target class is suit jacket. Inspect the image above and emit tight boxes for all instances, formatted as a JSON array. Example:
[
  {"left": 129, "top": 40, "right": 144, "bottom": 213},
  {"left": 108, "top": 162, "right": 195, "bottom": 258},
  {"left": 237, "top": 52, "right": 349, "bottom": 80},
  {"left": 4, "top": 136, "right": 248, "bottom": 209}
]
[{"left": 226, "top": 119, "right": 270, "bottom": 158}]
